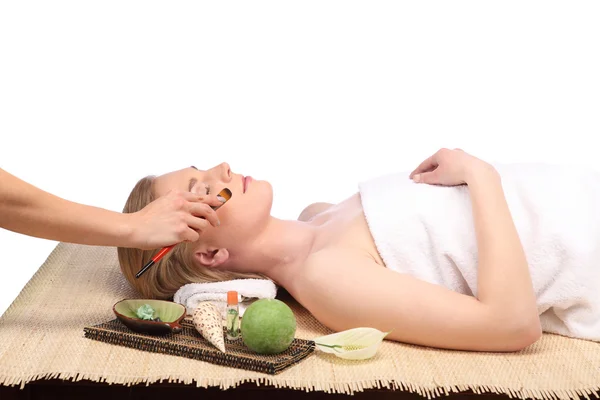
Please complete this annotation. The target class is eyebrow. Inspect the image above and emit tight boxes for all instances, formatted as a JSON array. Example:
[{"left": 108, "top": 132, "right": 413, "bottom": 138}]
[{"left": 188, "top": 177, "right": 197, "bottom": 192}]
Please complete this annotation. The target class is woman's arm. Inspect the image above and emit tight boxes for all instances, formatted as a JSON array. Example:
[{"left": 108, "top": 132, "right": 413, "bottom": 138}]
[
  {"left": 0, "top": 168, "right": 221, "bottom": 249},
  {"left": 466, "top": 165, "right": 540, "bottom": 332},
  {"left": 298, "top": 159, "right": 541, "bottom": 352},
  {"left": 301, "top": 251, "right": 541, "bottom": 352},
  {"left": 409, "top": 148, "right": 540, "bottom": 335}
]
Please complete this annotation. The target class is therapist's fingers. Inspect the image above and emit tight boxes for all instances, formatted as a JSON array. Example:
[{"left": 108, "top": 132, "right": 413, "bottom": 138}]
[
  {"left": 181, "top": 191, "right": 224, "bottom": 208},
  {"left": 185, "top": 215, "right": 213, "bottom": 234},
  {"left": 181, "top": 227, "right": 201, "bottom": 243},
  {"left": 170, "top": 191, "right": 221, "bottom": 212},
  {"left": 187, "top": 202, "right": 220, "bottom": 228}
]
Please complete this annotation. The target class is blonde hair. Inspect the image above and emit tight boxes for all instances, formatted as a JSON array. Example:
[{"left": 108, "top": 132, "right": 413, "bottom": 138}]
[{"left": 117, "top": 175, "right": 268, "bottom": 299}]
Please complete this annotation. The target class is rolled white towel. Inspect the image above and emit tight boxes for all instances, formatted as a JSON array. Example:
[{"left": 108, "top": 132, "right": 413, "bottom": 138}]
[{"left": 173, "top": 278, "right": 278, "bottom": 318}]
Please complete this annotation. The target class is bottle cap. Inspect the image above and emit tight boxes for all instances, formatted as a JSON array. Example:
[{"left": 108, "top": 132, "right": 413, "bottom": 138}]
[{"left": 227, "top": 291, "right": 238, "bottom": 305}]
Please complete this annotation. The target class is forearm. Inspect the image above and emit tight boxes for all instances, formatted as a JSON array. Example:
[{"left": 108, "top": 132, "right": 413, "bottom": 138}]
[
  {"left": 0, "top": 169, "right": 135, "bottom": 247},
  {"left": 466, "top": 166, "right": 539, "bottom": 324}
]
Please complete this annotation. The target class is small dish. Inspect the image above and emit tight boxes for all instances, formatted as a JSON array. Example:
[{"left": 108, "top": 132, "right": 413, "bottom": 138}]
[{"left": 113, "top": 299, "right": 186, "bottom": 335}]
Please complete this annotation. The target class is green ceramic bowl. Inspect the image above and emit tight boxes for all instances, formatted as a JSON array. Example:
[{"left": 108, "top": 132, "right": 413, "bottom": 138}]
[{"left": 113, "top": 299, "right": 186, "bottom": 335}]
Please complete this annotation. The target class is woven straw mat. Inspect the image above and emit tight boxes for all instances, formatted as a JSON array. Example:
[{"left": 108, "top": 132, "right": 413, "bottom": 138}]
[{"left": 1, "top": 243, "right": 599, "bottom": 399}]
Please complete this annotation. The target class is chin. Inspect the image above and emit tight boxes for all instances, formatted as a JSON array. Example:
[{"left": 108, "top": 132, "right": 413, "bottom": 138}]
[
  {"left": 261, "top": 183, "right": 274, "bottom": 209},
  {"left": 250, "top": 179, "right": 272, "bottom": 195},
  {"left": 253, "top": 180, "right": 274, "bottom": 213}
]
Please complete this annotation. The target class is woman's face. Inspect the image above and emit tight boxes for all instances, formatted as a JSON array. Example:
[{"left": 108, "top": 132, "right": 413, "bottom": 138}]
[{"left": 153, "top": 162, "right": 273, "bottom": 250}]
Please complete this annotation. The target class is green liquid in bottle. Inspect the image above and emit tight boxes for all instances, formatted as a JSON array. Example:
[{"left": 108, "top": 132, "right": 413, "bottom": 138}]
[{"left": 226, "top": 308, "right": 240, "bottom": 340}]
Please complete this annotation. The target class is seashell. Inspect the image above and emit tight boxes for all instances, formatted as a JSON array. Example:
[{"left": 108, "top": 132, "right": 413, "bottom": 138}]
[{"left": 193, "top": 302, "right": 226, "bottom": 352}]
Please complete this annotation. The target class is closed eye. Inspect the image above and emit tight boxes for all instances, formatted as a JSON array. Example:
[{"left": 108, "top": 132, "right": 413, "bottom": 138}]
[{"left": 190, "top": 180, "right": 211, "bottom": 195}]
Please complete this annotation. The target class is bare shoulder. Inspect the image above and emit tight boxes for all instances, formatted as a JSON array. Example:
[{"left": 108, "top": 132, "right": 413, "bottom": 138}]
[
  {"left": 297, "top": 202, "right": 334, "bottom": 222},
  {"left": 293, "top": 248, "right": 411, "bottom": 332}
]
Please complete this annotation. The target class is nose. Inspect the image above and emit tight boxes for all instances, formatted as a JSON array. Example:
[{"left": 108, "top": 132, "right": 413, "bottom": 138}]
[{"left": 219, "top": 162, "right": 232, "bottom": 182}]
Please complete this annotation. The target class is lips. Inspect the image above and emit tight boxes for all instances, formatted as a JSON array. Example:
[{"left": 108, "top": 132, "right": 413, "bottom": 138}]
[{"left": 242, "top": 176, "right": 252, "bottom": 193}]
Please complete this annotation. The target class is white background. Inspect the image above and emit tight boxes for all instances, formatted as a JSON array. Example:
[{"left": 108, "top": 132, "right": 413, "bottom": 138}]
[{"left": 1, "top": 1, "right": 599, "bottom": 317}]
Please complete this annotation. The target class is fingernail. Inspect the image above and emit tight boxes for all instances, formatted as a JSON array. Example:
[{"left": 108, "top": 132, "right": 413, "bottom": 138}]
[
  {"left": 412, "top": 174, "right": 421, "bottom": 182},
  {"left": 217, "top": 220, "right": 220, "bottom": 227},
  {"left": 217, "top": 195, "right": 226, "bottom": 203}
]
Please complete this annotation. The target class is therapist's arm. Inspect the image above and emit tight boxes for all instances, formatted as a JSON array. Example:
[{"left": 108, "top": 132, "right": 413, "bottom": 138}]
[{"left": 0, "top": 168, "right": 221, "bottom": 249}]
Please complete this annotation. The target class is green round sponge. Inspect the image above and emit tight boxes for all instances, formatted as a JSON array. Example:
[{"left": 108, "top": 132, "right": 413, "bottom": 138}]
[{"left": 241, "top": 299, "right": 297, "bottom": 354}]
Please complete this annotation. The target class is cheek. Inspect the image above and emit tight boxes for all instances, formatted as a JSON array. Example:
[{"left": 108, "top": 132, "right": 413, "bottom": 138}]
[{"left": 219, "top": 184, "right": 272, "bottom": 235}]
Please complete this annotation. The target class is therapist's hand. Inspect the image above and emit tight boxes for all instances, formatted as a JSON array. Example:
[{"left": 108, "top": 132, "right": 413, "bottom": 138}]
[{"left": 126, "top": 190, "right": 224, "bottom": 250}]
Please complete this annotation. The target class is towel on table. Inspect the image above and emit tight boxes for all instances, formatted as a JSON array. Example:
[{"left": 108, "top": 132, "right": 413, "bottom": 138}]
[
  {"left": 174, "top": 278, "right": 278, "bottom": 318},
  {"left": 358, "top": 162, "right": 600, "bottom": 342}
]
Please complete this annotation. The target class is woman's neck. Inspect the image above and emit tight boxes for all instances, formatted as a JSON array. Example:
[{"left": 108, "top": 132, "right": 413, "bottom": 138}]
[{"left": 226, "top": 216, "right": 322, "bottom": 286}]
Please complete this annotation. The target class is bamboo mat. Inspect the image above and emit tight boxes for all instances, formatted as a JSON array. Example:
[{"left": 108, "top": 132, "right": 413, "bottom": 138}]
[
  {"left": 83, "top": 317, "right": 315, "bottom": 375},
  {"left": 1, "top": 243, "right": 599, "bottom": 399}
]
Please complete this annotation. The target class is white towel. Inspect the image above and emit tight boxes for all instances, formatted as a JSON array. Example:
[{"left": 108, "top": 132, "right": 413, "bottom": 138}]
[
  {"left": 173, "top": 278, "right": 278, "bottom": 318},
  {"left": 358, "top": 162, "right": 600, "bottom": 341}
]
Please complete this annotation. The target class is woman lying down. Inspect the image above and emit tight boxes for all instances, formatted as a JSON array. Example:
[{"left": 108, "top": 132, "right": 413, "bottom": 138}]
[{"left": 117, "top": 148, "right": 600, "bottom": 352}]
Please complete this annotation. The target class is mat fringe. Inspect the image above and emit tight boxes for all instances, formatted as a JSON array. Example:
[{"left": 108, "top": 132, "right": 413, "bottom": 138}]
[{"left": 1, "top": 373, "right": 598, "bottom": 399}]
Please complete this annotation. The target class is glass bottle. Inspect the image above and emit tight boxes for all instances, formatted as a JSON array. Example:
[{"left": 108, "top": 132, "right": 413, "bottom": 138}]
[{"left": 226, "top": 290, "right": 240, "bottom": 340}]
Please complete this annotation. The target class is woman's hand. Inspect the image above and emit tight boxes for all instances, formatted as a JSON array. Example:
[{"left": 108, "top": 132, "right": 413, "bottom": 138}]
[
  {"left": 409, "top": 148, "right": 494, "bottom": 186},
  {"left": 127, "top": 190, "right": 225, "bottom": 250}
]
